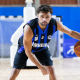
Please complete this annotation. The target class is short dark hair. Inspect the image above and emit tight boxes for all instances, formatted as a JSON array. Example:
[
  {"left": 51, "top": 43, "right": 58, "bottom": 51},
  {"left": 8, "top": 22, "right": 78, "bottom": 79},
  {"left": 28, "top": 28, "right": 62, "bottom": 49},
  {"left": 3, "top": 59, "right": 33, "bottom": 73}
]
[{"left": 37, "top": 5, "right": 53, "bottom": 14}]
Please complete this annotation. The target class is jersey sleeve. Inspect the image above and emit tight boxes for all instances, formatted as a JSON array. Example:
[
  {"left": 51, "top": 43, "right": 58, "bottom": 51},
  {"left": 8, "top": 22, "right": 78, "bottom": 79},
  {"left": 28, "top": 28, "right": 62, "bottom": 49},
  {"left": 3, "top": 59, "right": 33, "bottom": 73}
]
[{"left": 23, "top": 18, "right": 38, "bottom": 35}]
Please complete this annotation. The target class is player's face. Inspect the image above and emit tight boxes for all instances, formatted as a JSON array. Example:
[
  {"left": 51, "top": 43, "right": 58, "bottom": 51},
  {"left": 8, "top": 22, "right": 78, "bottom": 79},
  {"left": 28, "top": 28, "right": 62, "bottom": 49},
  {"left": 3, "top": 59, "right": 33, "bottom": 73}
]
[{"left": 37, "top": 12, "right": 52, "bottom": 27}]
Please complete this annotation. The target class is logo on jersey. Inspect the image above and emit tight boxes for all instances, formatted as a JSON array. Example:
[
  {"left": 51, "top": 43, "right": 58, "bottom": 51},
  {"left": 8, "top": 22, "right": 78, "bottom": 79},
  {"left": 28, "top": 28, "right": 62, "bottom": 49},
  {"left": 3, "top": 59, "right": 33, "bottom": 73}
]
[
  {"left": 35, "top": 35, "right": 38, "bottom": 41},
  {"left": 48, "top": 35, "right": 52, "bottom": 40},
  {"left": 34, "top": 35, "right": 52, "bottom": 41},
  {"left": 32, "top": 42, "right": 49, "bottom": 48},
  {"left": 33, "top": 34, "right": 52, "bottom": 48},
  {"left": 41, "top": 36, "right": 44, "bottom": 39}
]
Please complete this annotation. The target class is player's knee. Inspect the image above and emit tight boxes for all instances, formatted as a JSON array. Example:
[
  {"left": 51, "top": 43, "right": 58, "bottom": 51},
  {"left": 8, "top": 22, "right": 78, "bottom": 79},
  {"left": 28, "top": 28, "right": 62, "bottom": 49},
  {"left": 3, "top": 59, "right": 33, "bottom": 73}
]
[
  {"left": 8, "top": 69, "right": 21, "bottom": 80},
  {"left": 13, "top": 68, "right": 21, "bottom": 73},
  {"left": 49, "top": 66, "right": 55, "bottom": 75}
]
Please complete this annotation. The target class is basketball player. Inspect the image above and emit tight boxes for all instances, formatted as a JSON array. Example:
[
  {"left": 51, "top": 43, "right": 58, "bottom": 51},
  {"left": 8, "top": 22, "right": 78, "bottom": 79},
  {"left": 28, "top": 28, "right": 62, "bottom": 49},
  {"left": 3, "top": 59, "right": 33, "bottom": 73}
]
[{"left": 8, "top": 5, "right": 80, "bottom": 80}]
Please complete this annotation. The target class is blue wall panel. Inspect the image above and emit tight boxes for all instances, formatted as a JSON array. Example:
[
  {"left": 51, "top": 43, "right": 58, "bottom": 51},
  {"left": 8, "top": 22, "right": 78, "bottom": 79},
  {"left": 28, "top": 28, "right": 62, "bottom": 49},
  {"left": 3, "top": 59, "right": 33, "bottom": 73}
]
[
  {"left": 0, "top": 7, "right": 23, "bottom": 16},
  {"left": 51, "top": 7, "right": 80, "bottom": 58},
  {"left": 52, "top": 7, "right": 80, "bottom": 39}
]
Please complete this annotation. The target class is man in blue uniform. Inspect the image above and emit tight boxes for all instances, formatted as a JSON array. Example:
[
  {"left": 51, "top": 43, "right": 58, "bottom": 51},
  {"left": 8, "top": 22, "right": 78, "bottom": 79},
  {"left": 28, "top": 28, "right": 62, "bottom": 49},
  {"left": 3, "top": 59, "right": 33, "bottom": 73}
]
[{"left": 8, "top": 5, "right": 80, "bottom": 80}]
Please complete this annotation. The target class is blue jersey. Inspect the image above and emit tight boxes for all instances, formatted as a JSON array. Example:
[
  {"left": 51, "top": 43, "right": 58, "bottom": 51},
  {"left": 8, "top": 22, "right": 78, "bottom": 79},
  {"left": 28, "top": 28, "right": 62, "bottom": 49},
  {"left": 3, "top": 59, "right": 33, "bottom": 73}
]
[{"left": 18, "top": 18, "right": 57, "bottom": 53}]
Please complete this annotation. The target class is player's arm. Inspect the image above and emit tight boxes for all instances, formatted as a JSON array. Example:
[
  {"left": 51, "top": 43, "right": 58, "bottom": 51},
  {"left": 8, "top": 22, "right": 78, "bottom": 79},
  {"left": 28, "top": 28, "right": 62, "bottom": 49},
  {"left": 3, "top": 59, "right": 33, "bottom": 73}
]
[
  {"left": 57, "top": 20, "right": 80, "bottom": 40},
  {"left": 23, "top": 25, "right": 49, "bottom": 75},
  {"left": 23, "top": 25, "right": 43, "bottom": 68}
]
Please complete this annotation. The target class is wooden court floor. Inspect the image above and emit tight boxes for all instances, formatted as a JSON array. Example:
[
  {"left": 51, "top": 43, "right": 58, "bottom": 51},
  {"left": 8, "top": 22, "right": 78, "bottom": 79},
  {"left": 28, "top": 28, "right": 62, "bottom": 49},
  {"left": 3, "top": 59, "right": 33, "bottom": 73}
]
[{"left": 0, "top": 58, "right": 80, "bottom": 80}]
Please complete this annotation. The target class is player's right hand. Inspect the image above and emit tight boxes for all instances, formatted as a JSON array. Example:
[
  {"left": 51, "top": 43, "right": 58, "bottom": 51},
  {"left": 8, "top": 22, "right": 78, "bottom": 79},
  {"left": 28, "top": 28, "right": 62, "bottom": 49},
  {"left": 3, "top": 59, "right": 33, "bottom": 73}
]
[{"left": 40, "top": 66, "right": 50, "bottom": 75}]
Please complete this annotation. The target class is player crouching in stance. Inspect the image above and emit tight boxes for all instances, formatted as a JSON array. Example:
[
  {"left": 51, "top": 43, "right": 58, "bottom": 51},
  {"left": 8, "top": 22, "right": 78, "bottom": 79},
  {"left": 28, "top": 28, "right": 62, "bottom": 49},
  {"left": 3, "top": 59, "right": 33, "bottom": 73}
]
[{"left": 8, "top": 5, "right": 80, "bottom": 80}]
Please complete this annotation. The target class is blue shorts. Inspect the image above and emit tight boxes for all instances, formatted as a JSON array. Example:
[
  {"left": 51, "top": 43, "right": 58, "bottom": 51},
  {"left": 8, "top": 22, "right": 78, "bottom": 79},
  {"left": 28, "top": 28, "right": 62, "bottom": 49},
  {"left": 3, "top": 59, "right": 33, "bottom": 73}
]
[
  {"left": 13, "top": 48, "right": 53, "bottom": 69},
  {"left": 13, "top": 37, "right": 53, "bottom": 69}
]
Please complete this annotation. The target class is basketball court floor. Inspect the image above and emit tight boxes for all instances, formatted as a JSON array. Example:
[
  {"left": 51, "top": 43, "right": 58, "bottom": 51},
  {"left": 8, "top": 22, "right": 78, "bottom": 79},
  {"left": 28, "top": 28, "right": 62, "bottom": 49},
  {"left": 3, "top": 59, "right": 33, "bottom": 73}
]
[{"left": 0, "top": 58, "right": 80, "bottom": 80}]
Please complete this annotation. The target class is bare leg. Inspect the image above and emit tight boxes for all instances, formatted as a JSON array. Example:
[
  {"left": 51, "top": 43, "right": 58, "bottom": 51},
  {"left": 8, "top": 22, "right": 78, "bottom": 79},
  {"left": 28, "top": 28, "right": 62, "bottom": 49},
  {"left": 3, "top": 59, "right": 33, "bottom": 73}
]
[
  {"left": 8, "top": 68, "right": 21, "bottom": 80},
  {"left": 45, "top": 66, "right": 56, "bottom": 80}
]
